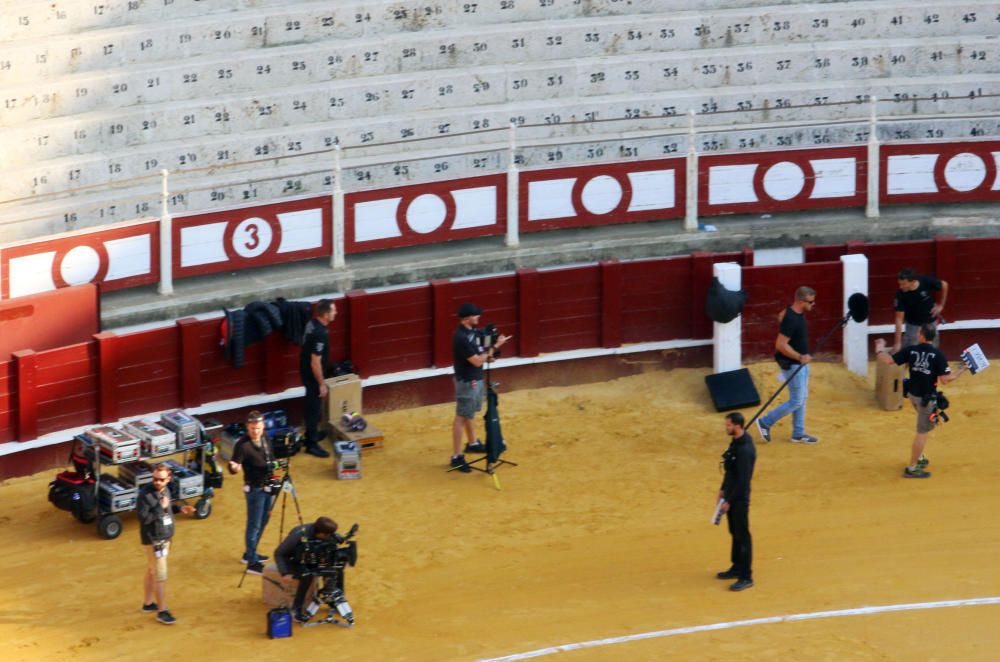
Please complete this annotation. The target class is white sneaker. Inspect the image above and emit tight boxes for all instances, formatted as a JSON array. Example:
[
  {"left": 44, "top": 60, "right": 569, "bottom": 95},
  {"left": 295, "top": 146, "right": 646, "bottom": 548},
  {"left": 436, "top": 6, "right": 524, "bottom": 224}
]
[{"left": 755, "top": 419, "right": 772, "bottom": 443}]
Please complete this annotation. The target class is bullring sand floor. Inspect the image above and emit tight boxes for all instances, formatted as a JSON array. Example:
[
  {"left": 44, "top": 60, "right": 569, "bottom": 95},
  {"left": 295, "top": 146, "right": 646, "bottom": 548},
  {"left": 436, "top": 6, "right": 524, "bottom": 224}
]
[{"left": 3, "top": 359, "right": 1000, "bottom": 661}]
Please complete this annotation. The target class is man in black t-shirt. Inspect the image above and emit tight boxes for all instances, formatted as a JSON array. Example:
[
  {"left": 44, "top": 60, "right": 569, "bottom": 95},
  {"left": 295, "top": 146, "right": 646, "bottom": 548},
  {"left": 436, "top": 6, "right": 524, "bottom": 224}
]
[
  {"left": 716, "top": 412, "right": 756, "bottom": 592},
  {"left": 756, "top": 286, "right": 818, "bottom": 445},
  {"left": 298, "top": 299, "right": 335, "bottom": 458},
  {"left": 893, "top": 268, "right": 948, "bottom": 352},
  {"left": 449, "top": 302, "right": 510, "bottom": 472},
  {"left": 229, "top": 410, "right": 278, "bottom": 574},
  {"left": 876, "top": 325, "right": 962, "bottom": 478}
]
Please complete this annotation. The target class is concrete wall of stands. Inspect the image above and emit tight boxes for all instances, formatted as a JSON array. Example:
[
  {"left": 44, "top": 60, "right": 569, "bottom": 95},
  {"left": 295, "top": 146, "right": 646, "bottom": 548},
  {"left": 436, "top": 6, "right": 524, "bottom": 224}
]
[
  {"left": 4, "top": 139, "right": 1000, "bottom": 299},
  {"left": 4, "top": 236, "right": 1000, "bottom": 467}
]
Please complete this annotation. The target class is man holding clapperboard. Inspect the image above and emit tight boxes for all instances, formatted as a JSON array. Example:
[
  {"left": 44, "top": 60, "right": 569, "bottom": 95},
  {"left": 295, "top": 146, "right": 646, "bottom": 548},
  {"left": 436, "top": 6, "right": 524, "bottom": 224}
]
[{"left": 876, "top": 327, "right": 990, "bottom": 478}]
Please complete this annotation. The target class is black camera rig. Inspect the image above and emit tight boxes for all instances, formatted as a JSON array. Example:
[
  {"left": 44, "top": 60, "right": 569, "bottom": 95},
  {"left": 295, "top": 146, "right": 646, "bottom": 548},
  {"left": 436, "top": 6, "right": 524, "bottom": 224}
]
[
  {"left": 476, "top": 323, "right": 502, "bottom": 358},
  {"left": 297, "top": 523, "right": 360, "bottom": 627}
]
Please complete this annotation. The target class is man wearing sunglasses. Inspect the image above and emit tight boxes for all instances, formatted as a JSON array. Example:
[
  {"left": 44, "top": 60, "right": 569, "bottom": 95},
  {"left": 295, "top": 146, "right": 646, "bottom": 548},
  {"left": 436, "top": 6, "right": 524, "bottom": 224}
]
[
  {"left": 757, "top": 286, "right": 819, "bottom": 445},
  {"left": 137, "top": 463, "right": 195, "bottom": 625}
]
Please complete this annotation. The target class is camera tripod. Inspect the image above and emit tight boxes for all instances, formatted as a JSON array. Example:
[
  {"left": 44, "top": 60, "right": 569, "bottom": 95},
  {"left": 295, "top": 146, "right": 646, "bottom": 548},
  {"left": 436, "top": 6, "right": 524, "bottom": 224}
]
[
  {"left": 448, "top": 357, "right": 517, "bottom": 489},
  {"left": 237, "top": 462, "right": 306, "bottom": 589}
]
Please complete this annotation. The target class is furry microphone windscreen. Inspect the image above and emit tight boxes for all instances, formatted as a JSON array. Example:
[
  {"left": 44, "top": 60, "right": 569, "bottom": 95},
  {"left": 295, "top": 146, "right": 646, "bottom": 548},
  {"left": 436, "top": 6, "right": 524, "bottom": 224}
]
[{"left": 847, "top": 293, "right": 869, "bottom": 323}]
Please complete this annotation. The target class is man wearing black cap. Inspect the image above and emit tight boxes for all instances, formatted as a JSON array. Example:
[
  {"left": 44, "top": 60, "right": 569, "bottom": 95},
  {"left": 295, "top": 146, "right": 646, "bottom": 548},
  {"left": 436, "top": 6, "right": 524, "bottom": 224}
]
[{"left": 450, "top": 302, "right": 510, "bottom": 472}]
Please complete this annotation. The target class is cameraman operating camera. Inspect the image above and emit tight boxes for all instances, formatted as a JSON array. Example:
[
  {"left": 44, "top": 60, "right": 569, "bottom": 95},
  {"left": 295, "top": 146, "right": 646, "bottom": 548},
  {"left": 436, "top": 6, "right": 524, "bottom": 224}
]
[
  {"left": 876, "top": 324, "right": 962, "bottom": 479},
  {"left": 274, "top": 516, "right": 339, "bottom": 622},
  {"left": 450, "top": 302, "right": 511, "bottom": 472}
]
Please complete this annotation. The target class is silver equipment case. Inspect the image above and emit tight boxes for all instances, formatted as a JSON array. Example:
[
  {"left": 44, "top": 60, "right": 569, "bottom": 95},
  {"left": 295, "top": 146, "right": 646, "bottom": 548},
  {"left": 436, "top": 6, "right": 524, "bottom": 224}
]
[
  {"left": 124, "top": 419, "right": 176, "bottom": 457},
  {"left": 160, "top": 410, "right": 201, "bottom": 449},
  {"left": 85, "top": 426, "right": 141, "bottom": 464},
  {"left": 118, "top": 460, "right": 155, "bottom": 487},
  {"left": 162, "top": 459, "right": 204, "bottom": 500},
  {"left": 98, "top": 474, "right": 139, "bottom": 513}
]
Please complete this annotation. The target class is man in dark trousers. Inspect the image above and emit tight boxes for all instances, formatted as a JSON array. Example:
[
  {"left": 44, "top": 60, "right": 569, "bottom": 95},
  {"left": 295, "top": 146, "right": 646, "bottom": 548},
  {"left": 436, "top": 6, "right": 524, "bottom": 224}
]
[
  {"left": 716, "top": 412, "right": 756, "bottom": 592},
  {"left": 275, "top": 516, "right": 339, "bottom": 622},
  {"left": 137, "top": 463, "right": 194, "bottom": 625},
  {"left": 893, "top": 268, "right": 948, "bottom": 352},
  {"left": 756, "top": 286, "right": 819, "bottom": 444},
  {"left": 449, "top": 302, "right": 510, "bottom": 472},
  {"left": 229, "top": 410, "right": 278, "bottom": 574},
  {"left": 299, "top": 299, "right": 335, "bottom": 458},
  {"left": 876, "top": 325, "right": 962, "bottom": 478}
]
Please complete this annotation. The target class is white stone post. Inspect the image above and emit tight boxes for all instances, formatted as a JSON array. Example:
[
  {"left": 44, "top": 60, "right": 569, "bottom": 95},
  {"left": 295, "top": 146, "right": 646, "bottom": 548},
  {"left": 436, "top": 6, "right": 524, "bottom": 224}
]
[
  {"left": 685, "top": 109, "right": 699, "bottom": 231},
  {"left": 505, "top": 122, "right": 520, "bottom": 248},
  {"left": 865, "top": 96, "right": 880, "bottom": 219},
  {"left": 713, "top": 262, "right": 742, "bottom": 373},
  {"left": 331, "top": 145, "right": 346, "bottom": 269},
  {"left": 841, "top": 253, "right": 869, "bottom": 377},
  {"left": 157, "top": 169, "right": 173, "bottom": 296}
]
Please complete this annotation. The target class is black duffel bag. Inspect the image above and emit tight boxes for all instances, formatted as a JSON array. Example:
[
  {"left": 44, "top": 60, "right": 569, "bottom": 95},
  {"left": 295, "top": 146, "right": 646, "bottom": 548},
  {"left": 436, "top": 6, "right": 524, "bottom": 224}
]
[{"left": 48, "top": 471, "right": 97, "bottom": 523}]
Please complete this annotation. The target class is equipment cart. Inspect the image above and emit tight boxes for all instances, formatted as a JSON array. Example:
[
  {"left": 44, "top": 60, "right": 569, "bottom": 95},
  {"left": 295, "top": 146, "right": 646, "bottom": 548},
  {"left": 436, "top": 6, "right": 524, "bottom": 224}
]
[{"left": 58, "top": 411, "right": 222, "bottom": 540}]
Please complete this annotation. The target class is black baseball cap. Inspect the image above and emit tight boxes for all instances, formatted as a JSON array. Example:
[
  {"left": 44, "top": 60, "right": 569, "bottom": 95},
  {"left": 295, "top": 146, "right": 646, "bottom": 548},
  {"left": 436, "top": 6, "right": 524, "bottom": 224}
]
[{"left": 457, "top": 302, "right": 482, "bottom": 318}]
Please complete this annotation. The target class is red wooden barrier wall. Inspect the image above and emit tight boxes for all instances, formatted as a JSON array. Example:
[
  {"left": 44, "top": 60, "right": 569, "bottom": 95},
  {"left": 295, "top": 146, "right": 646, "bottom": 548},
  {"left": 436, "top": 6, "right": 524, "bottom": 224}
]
[{"left": 5, "top": 240, "right": 1000, "bottom": 445}]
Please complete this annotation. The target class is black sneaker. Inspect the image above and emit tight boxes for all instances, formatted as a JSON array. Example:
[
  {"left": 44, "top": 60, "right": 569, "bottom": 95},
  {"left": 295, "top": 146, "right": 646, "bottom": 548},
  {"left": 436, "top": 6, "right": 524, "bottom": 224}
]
[
  {"left": 156, "top": 610, "right": 177, "bottom": 625},
  {"left": 464, "top": 440, "right": 486, "bottom": 454},
  {"left": 716, "top": 568, "right": 739, "bottom": 580},
  {"left": 450, "top": 455, "right": 471, "bottom": 473},
  {"left": 903, "top": 466, "right": 931, "bottom": 478},
  {"left": 294, "top": 610, "right": 310, "bottom": 624},
  {"left": 313, "top": 430, "right": 328, "bottom": 443},
  {"left": 730, "top": 579, "right": 754, "bottom": 592},
  {"left": 246, "top": 561, "right": 265, "bottom": 575},
  {"left": 240, "top": 554, "right": 269, "bottom": 565},
  {"left": 141, "top": 602, "right": 158, "bottom": 613},
  {"left": 790, "top": 433, "right": 819, "bottom": 444},
  {"left": 305, "top": 444, "right": 330, "bottom": 458},
  {"left": 755, "top": 419, "right": 772, "bottom": 443}
]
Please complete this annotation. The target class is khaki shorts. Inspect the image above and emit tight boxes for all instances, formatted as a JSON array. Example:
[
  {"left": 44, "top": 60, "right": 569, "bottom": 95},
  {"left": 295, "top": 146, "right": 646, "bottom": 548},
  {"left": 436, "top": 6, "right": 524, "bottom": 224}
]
[
  {"left": 144, "top": 542, "right": 171, "bottom": 582},
  {"left": 909, "top": 395, "right": 937, "bottom": 434}
]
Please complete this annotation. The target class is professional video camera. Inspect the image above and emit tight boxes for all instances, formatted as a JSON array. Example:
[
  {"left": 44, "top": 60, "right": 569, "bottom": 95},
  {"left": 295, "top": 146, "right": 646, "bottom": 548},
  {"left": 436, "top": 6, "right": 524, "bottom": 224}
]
[
  {"left": 476, "top": 323, "right": 503, "bottom": 358},
  {"left": 270, "top": 430, "right": 302, "bottom": 459},
  {"left": 298, "top": 524, "right": 360, "bottom": 626},
  {"left": 925, "top": 390, "right": 950, "bottom": 424}
]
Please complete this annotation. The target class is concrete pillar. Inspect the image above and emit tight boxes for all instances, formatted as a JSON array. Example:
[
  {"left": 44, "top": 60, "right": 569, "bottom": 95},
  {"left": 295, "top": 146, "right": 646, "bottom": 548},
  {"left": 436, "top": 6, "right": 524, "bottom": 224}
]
[
  {"left": 841, "top": 253, "right": 869, "bottom": 377},
  {"left": 713, "top": 262, "right": 742, "bottom": 374},
  {"left": 865, "top": 96, "right": 880, "bottom": 219},
  {"left": 685, "top": 110, "right": 699, "bottom": 231},
  {"left": 158, "top": 169, "right": 173, "bottom": 295},
  {"left": 331, "top": 145, "right": 346, "bottom": 269},
  {"left": 505, "top": 123, "right": 520, "bottom": 248}
]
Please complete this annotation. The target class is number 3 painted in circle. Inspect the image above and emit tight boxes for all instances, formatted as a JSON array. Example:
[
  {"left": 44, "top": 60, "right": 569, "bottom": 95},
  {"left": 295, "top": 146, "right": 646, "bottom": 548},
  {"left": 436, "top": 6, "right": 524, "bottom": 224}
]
[{"left": 232, "top": 217, "right": 272, "bottom": 258}]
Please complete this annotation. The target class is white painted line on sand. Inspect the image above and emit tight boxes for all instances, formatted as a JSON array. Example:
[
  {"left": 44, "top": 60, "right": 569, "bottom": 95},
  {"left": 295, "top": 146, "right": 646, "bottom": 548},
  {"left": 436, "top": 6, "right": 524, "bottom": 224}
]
[{"left": 482, "top": 596, "right": 1000, "bottom": 661}]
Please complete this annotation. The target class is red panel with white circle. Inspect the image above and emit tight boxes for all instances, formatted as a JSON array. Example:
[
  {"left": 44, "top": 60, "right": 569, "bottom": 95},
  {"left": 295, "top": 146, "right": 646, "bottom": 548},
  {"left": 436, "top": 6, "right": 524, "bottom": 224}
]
[
  {"left": 0, "top": 221, "right": 159, "bottom": 300},
  {"left": 172, "top": 196, "right": 330, "bottom": 278},
  {"left": 520, "top": 159, "right": 685, "bottom": 233},
  {"left": 882, "top": 141, "right": 1000, "bottom": 205},
  {"left": 700, "top": 147, "right": 866, "bottom": 216},
  {"left": 345, "top": 174, "right": 505, "bottom": 253}
]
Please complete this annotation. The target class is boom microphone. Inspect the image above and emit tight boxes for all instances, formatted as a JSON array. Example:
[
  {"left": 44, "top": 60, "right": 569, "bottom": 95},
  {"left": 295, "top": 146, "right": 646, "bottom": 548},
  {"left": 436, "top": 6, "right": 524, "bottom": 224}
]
[{"left": 847, "top": 292, "right": 869, "bottom": 323}]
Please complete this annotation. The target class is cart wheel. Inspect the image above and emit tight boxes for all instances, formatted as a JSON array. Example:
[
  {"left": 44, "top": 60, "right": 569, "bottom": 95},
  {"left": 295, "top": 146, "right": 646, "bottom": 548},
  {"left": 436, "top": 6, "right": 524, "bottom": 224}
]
[
  {"left": 97, "top": 514, "right": 123, "bottom": 540},
  {"left": 194, "top": 498, "right": 212, "bottom": 520}
]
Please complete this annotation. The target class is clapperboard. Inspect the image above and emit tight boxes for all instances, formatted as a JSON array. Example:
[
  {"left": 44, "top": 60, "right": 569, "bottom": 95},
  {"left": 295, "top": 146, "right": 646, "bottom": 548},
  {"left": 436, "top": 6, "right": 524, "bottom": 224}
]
[{"left": 960, "top": 344, "right": 990, "bottom": 375}]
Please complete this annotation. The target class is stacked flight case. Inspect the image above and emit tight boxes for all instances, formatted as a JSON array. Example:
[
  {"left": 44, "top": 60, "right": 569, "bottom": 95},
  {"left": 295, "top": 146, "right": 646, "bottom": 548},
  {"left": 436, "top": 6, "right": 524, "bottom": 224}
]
[{"left": 72, "top": 410, "right": 218, "bottom": 540}]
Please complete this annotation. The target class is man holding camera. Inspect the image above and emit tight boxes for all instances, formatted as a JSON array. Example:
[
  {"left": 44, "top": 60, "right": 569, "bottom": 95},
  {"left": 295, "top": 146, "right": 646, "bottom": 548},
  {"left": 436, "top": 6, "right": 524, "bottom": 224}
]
[
  {"left": 893, "top": 268, "right": 948, "bottom": 352},
  {"left": 229, "top": 410, "right": 278, "bottom": 574},
  {"left": 876, "top": 324, "right": 962, "bottom": 478},
  {"left": 450, "top": 302, "right": 511, "bottom": 472},
  {"left": 275, "top": 516, "right": 339, "bottom": 622},
  {"left": 137, "top": 463, "right": 195, "bottom": 625},
  {"left": 299, "top": 299, "right": 335, "bottom": 458}
]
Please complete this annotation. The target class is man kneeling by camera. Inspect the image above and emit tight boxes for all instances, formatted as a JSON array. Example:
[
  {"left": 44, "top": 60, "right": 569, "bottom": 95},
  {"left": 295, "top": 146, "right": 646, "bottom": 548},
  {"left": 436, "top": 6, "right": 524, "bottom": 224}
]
[{"left": 275, "top": 516, "right": 339, "bottom": 622}]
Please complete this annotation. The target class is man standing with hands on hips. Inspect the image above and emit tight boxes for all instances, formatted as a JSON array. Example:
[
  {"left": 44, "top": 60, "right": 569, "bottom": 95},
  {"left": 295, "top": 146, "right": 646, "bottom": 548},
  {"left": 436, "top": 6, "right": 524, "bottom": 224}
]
[
  {"left": 137, "top": 463, "right": 195, "bottom": 624},
  {"left": 716, "top": 412, "right": 756, "bottom": 592},
  {"left": 229, "top": 410, "right": 277, "bottom": 575},
  {"left": 299, "top": 299, "right": 335, "bottom": 458},
  {"left": 450, "top": 302, "right": 511, "bottom": 472},
  {"left": 756, "top": 286, "right": 819, "bottom": 444}
]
